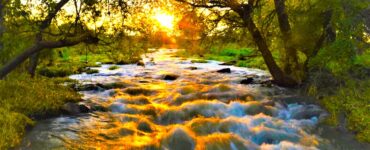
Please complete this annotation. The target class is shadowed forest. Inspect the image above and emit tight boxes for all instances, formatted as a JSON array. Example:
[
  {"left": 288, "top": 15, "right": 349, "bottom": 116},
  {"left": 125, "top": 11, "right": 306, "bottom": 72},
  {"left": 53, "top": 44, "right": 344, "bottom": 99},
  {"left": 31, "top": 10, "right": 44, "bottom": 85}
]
[{"left": 0, "top": 0, "right": 369, "bottom": 149}]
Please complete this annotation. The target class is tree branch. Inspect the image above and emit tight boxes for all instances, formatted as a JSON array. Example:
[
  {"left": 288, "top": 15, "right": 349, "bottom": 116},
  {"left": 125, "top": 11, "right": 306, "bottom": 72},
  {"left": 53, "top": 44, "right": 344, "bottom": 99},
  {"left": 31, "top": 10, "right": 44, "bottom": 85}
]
[{"left": 0, "top": 34, "right": 97, "bottom": 79}]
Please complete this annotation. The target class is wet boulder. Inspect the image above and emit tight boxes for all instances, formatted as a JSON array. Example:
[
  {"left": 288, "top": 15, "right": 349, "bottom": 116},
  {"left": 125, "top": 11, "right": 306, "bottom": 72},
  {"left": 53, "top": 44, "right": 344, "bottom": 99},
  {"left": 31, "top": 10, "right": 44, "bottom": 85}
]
[
  {"left": 220, "top": 60, "right": 237, "bottom": 66},
  {"left": 137, "top": 61, "right": 145, "bottom": 66},
  {"left": 162, "top": 127, "right": 196, "bottom": 150},
  {"left": 119, "top": 128, "right": 135, "bottom": 136},
  {"left": 62, "top": 102, "right": 90, "bottom": 115},
  {"left": 97, "top": 82, "right": 129, "bottom": 90},
  {"left": 75, "top": 84, "right": 102, "bottom": 91},
  {"left": 137, "top": 120, "right": 153, "bottom": 132},
  {"left": 240, "top": 78, "right": 254, "bottom": 84},
  {"left": 216, "top": 68, "right": 231, "bottom": 73},
  {"left": 163, "top": 74, "right": 179, "bottom": 80}
]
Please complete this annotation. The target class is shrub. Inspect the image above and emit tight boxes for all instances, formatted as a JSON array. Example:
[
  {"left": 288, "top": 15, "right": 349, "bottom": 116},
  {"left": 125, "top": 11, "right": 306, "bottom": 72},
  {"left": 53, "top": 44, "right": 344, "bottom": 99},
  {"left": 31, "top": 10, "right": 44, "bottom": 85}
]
[{"left": 0, "top": 74, "right": 81, "bottom": 148}]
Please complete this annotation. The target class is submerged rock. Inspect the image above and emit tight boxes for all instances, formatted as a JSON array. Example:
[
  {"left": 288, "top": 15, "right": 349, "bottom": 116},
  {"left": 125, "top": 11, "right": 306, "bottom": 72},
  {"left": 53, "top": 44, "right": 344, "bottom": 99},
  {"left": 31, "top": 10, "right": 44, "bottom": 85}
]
[
  {"left": 163, "top": 74, "right": 179, "bottom": 80},
  {"left": 75, "top": 84, "right": 102, "bottom": 91},
  {"left": 216, "top": 68, "right": 231, "bottom": 73},
  {"left": 162, "top": 127, "right": 196, "bottom": 150},
  {"left": 119, "top": 128, "right": 135, "bottom": 136},
  {"left": 62, "top": 102, "right": 90, "bottom": 115},
  {"left": 137, "top": 61, "right": 145, "bottom": 66},
  {"left": 240, "top": 78, "right": 254, "bottom": 84},
  {"left": 97, "top": 82, "right": 129, "bottom": 90},
  {"left": 137, "top": 120, "right": 153, "bottom": 132}
]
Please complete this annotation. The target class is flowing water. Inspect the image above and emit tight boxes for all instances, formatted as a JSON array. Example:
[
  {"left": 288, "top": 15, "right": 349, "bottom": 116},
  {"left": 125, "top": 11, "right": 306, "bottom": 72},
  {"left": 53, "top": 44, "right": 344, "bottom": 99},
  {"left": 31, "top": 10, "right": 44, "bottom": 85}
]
[{"left": 19, "top": 49, "right": 369, "bottom": 150}]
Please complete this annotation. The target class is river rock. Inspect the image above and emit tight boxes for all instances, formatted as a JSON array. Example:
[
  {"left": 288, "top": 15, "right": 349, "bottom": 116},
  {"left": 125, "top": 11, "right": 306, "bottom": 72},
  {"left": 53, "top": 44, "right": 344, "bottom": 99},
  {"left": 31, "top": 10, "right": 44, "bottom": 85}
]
[
  {"left": 137, "top": 61, "right": 145, "bottom": 66},
  {"left": 75, "top": 84, "right": 102, "bottom": 91},
  {"left": 220, "top": 60, "right": 237, "bottom": 66},
  {"left": 163, "top": 74, "right": 179, "bottom": 80},
  {"left": 240, "top": 78, "right": 254, "bottom": 84},
  {"left": 119, "top": 128, "right": 135, "bottom": 136},
  {"left": 216, "top": 68, "right": 231, "bottom": 73},
  {"left": 137, "top": 120, "right": 153, "bottom": 132},
  {"left": 97, "top": 82, "right": 128, "bottom": 90},
  {"left": 62, "top": 102, "right": 90, "bottom": 115},
  {"left": 79, "top": 104, "right": 90, "bottom": 113},
  {"left": 162, "top": 127, "right": 196, "bottom": 150}
]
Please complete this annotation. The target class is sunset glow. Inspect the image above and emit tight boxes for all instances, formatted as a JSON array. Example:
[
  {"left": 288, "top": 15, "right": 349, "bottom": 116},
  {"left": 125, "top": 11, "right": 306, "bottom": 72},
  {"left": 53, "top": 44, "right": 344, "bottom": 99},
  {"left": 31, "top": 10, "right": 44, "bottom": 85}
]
[{"left": 153, "top": 12, "right": 175, "bottom": 30}]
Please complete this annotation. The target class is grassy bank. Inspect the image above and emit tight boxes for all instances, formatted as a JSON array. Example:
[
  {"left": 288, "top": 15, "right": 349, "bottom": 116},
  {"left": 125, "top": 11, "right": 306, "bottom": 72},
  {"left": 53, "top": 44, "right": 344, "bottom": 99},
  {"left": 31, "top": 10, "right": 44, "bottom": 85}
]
[
  {"left": 0, "top": 74, "right": 81, "bottom": 149},
  {"left": 179, "top": 46, "right": 268, "bottom": 70},
  {"left": 309, "top": 79, "right": 370, "bottom": 142},
  {"left": 36, "top": 46, "right": 143, "bottom": 78}
]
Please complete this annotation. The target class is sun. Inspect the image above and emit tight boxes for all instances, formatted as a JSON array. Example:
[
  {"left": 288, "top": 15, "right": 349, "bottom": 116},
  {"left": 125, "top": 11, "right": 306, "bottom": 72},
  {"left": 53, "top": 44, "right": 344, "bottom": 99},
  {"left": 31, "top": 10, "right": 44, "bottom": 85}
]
[{"left": 153, "top": 12, "right": 175, "bottom": 30}]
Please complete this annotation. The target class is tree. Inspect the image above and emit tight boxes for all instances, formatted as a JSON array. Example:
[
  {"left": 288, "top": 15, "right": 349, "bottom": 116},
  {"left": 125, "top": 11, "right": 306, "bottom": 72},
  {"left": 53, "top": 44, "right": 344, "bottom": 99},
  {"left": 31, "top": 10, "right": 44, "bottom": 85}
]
[
  {"left": 177, "top": 0, "right": 298, "bottom": 86},
  {"left": 176, "top": 0, "right": 369, "bottom": 87},
  {"left": 0, "top": 0, "right": 133, "bottom": 79}
]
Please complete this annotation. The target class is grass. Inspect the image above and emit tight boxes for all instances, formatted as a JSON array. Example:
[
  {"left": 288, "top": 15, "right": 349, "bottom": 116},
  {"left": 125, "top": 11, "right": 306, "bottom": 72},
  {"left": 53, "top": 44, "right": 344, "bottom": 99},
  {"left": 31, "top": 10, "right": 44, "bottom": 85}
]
[
  {"left": 191, "top": 59, "right": 208, "bottom": 63},
  {"left": 38, "top": 62, "right": 101, "bottom": 77},
  {"left": 186, "top": 46, "right": 268, "bottom": 70},
  {"left": 319, "top": 80, "right": 370, "bottom": 142},
  {"left": 0, "top": 74, "right": 81, "bottom": 149}
]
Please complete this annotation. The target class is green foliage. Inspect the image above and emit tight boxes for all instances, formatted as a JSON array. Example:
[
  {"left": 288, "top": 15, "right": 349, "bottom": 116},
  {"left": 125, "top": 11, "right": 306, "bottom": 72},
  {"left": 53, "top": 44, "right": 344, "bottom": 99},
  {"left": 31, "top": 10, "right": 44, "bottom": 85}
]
[
  {"left": 85, "top": 68, "right": 99, "bottom": 74},
  {"left": 0, "top": 74, "right": 81, "bottom": 149},
  {"left": 309, "top": 39, "right": 357, "bottom": 76},
  {"left": 354, "top": 48, "right": 370, "bottom": 67},
  {"left": 108, "top": 65, "right": 120, "bottom": 70},
  {"left": 191, "top": 59, "right": 208, "bottom": 63},
  {"left": 320, "top": 80, "right": 370, "bottom": 142},
  {"left": 196, "top": 45, "right": 268, "bottom": 69},
  {"left": 38, "top": 63, "right": 100, "bottom": 77}
]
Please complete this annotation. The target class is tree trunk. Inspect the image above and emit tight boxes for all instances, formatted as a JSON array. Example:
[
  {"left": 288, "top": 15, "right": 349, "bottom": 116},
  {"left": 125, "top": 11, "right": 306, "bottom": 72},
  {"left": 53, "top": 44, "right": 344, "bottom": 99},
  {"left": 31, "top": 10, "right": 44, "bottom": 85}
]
[
  {"left": 0, "top": 1, "right": 4, "bottom": 51},
  {"left": 28, "top": 53, "right": 40, "bottom": 77},
  {"left": 304, "top": 10, "right": 335, "bottom": 77},
  {"left": 274, "top": 0, "right": 302, "bottom": 82},
  {"left": 236, "top": 6, "right": 298, "bottom": 87},
  {"left": 26, "top": 0, "right": 70, "bottom": 77}
]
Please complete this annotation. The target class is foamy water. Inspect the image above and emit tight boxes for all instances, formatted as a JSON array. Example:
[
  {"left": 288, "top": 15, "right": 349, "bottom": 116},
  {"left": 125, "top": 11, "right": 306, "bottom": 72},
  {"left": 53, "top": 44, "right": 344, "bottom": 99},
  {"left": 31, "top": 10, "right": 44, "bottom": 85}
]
[{"left": 19, "top": 49, "right": 367, "bottom": 150}]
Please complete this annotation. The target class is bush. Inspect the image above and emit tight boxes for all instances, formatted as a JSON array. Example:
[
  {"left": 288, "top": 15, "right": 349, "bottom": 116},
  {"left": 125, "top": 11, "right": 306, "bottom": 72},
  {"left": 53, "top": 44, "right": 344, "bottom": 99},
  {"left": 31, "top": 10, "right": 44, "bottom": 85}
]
[
  {"left": 0, "top": 74, "right": 81, "bottom": 148},
  {"left": 320, "top": 80, "right": 370, "bottom": 142}
]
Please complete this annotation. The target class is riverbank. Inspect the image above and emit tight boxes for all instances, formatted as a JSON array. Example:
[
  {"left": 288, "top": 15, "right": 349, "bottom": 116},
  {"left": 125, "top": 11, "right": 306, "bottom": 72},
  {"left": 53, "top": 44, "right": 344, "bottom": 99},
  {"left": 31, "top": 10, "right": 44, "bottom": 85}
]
[
  {"left": 182, "top": 47, "right": 370, "bottom": 143},
  {"left": 0, "top": 74, "right": 81, "bottom": 149}
]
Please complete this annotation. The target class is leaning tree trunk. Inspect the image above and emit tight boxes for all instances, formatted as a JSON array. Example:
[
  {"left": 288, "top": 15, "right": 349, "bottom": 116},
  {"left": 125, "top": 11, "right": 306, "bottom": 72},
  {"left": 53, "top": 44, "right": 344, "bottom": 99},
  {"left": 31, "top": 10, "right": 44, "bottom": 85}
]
[
  {"left": 274, "top": 0, "right": 303, "bottom": 82},
  {"left": 236, "top": 6, "right": 298, "bottom": 87},
  {"left": 0, "top": 1, "right": 5, "bottom": 52},
  {"left": 27, "top": 0, "right": 71, "bottom": 77},
  {"left": 0, "top": 35, "right": 91, "bottom": 79}
]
